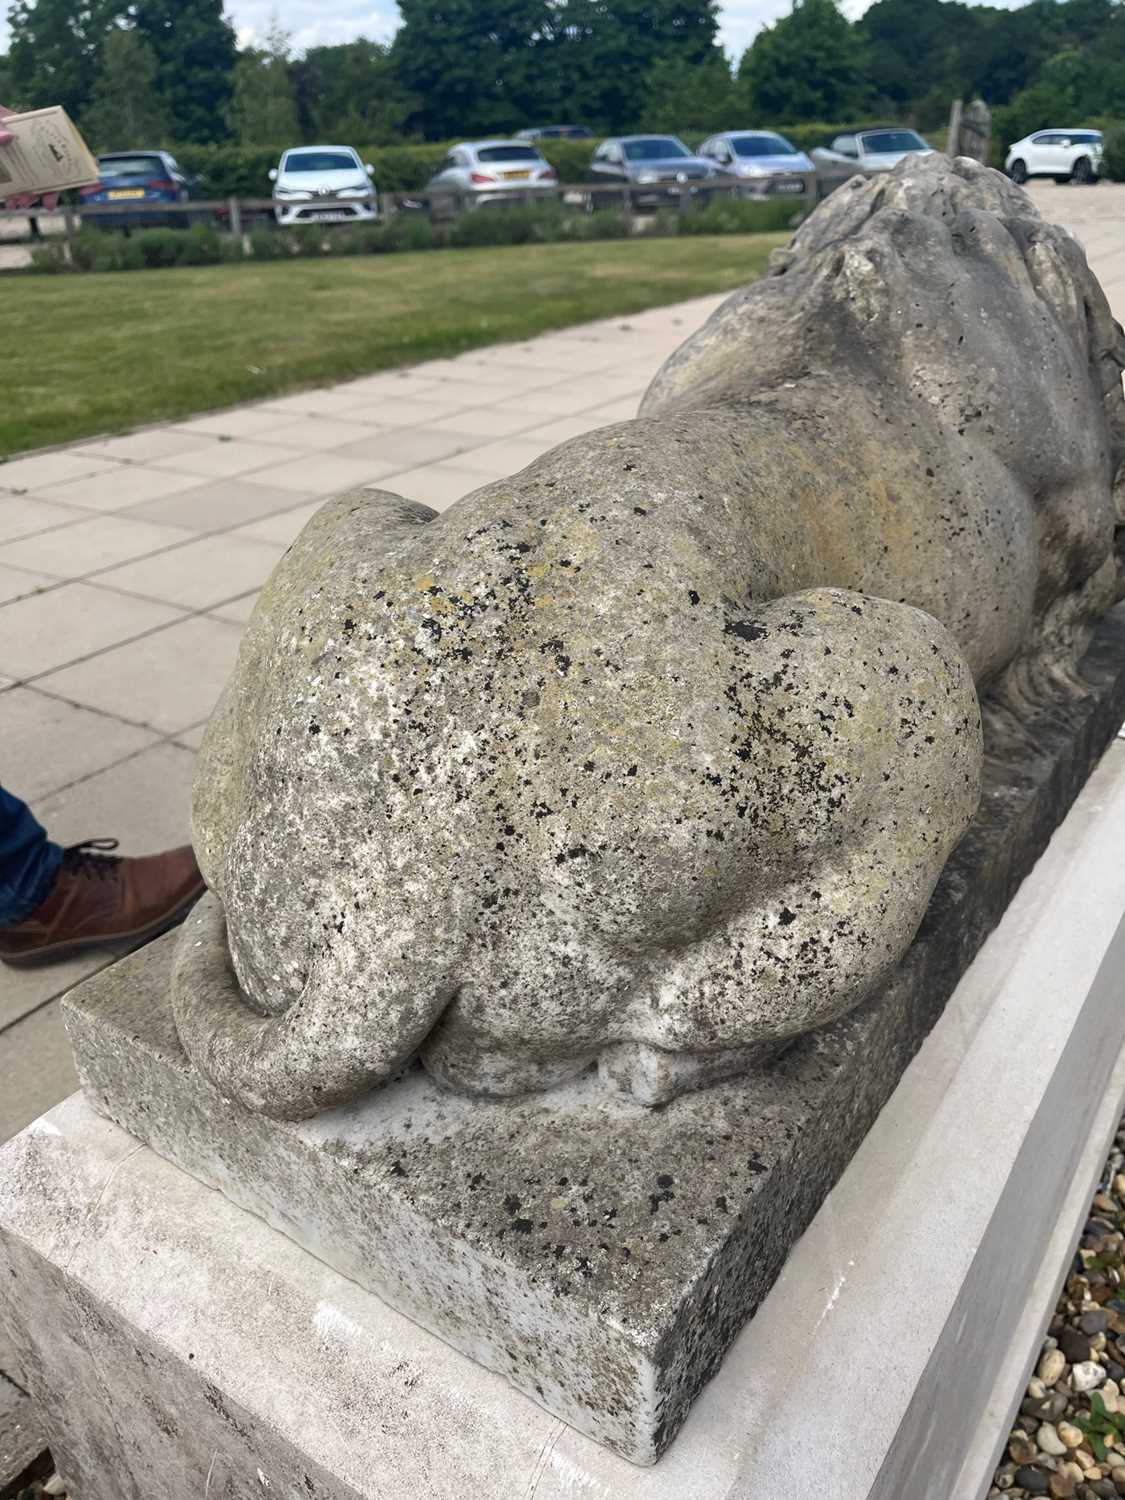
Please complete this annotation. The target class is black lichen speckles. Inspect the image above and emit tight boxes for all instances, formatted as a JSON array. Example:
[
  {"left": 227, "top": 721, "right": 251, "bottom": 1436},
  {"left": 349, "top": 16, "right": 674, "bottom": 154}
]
[
  {"left": 725, "top": 618, "right": 767, "bottom": 643},
  {"left": 778, "top": 907, "right": 798, "bottom": 926},
  {"left": 539, "top": 637, "right": 572, "bottom": 675}
]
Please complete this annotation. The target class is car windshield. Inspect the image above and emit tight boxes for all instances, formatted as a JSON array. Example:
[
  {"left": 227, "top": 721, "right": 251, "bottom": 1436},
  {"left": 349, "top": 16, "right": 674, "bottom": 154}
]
[
  {"left": 97, "top": 155, "right": 164, "bottom": 177},
  {"left": 623, "top": 138, "right": 689, "bottom": 161},
  {"left": 475, "top": 145, "right": 542, "bottom": 162},
  {"left": 282, "top": 152, "right": 358, "bottom": 173},
  {"left": 860, "top": 130, "right": 928, "bottom": 155},
  {"left": 732, "top": 134, "right": 798, "bottom": 158}
]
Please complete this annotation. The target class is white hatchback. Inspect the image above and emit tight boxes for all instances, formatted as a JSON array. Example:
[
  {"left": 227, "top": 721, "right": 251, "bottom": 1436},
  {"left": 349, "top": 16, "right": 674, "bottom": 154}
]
[
  {"left": 1005, "top": 129, "right": 1103, "bottom": 185},
  {"left": 269, "top": 145, "right": 378, "bottom": 226}
]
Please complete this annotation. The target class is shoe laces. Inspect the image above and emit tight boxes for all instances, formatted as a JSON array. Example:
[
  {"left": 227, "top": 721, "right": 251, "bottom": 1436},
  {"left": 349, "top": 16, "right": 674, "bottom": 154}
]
[{"left": 62, "top": 838, "right": 122, "bottom": 881}]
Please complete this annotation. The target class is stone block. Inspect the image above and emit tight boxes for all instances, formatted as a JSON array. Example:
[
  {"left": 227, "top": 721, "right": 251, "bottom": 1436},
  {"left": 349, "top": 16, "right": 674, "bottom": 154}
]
[
  {"left": 4, "top": 723, "right": 1125, "bottom": 1498},
  {"left": 61, "top": 608, "right": 1125, "bottom": 1463}
]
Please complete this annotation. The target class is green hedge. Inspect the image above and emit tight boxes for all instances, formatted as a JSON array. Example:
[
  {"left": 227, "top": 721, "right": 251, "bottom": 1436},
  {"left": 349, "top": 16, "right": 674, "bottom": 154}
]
[
  {"left": 174, "top": 138, "right": 600, "bottom": 197},
  {"left": 1103, "top": 126, "right": 1125, "bottom": 181},
  {"left": 170, "top": 125, "right": 919, "bottom": 199},
  {"left": 27, "top": 197, "right": 800, "bottom": 274},
  {"left": 30, "top": 222, "right": 244, "bottom": 273}
]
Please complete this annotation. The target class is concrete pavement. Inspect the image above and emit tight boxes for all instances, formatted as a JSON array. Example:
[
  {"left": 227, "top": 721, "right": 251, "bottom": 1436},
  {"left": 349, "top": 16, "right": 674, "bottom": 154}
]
[{"left": 1, "top": 180, "right": 1123, "bottom": 1141}]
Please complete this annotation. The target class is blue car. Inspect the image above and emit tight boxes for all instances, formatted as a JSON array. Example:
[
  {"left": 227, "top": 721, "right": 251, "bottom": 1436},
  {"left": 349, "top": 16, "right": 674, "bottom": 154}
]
[{"left": 79, "top": 150, "right": 200, "bottom": 229}]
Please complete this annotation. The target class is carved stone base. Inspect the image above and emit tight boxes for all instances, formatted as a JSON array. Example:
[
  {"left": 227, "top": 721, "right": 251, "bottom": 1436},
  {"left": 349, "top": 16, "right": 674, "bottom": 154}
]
[{"left": 61, "top": 607, "right": 1125, "bottom": 1464}]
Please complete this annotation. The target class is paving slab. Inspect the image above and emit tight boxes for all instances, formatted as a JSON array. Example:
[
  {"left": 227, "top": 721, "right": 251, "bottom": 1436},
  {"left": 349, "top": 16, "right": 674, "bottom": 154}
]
[
  {"left": 37, "top": 614, "right": 244, "bottom": 733},
  {"left": 94, "top": 532, "right": 285, "bottom": 610},
  {"left": 1, "top": 686, "right": 160, "bottom": 803},
  {"left": 147, "top": 438, "right": 303, "bottom": 480},
  {"left": 238, "top": 451, "right": 402, "bottom": 495},
  {"left": 246, "top": 416, "right": 391, "bottom": 451},
  {"left": 31, "top": 464, "right": 203, "bottom": 514},
  {"left": 81, "top": 428, "right": 217, "bottom": 464},
  {"left": 0, "top": 950, "right": 116, "bottom": 1034},
  {"left": 0, "top": 450, "right": 119, "bottom": 492},
  {"left": 0, "top": 582, "right": 183, "bottom": 680},
  {"left": 32, "top": 741, "right": 197, "bottom": 851},
  {"left": 0, "top": 513, "right": 194, "bottom": 579},
  {"left": 0, "top": 564, "right": 54, "bottom": 607},
  {"left": 0, "top": 497, "right": 88, "bottom": 545},
  {"left": 0, "top": 1004, "right": 78, "bottom": 1145},
  {"left": 124, "top": 476, "right": 305, "bottom": 532}
]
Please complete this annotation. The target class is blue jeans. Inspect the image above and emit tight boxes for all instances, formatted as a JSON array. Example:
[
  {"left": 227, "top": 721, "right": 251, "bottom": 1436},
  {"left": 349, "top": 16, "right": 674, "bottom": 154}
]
[{"left": 0, "top": 786, "right": 63, "bottom": 928}]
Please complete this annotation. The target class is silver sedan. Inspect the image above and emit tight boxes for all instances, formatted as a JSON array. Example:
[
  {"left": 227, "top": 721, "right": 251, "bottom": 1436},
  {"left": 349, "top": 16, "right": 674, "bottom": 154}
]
[
  {"left": 697, "top": 130, "right": 816, "bottom": 200},
  {"left": 424, "top": 141, "right": 559, "bottom": 217}
]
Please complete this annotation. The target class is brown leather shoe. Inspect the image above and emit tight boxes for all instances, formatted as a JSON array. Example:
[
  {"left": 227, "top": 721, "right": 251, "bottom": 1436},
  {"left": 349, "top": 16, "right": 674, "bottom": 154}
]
[{"left": 0, "top": 839, "right": 205, "bottom": 967}]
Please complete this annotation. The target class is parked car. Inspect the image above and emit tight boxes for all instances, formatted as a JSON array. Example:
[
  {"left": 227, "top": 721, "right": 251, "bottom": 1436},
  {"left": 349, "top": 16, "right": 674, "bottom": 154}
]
[
  {"left": 697, "top": 130, "right": 816, "bottom": 199},
  {"left": 811, "top": 127, "right": 934, "bottom": 180},
  {"left": 515, "top": 125, "right": 594, "bottom": 140},
  {"left": 1005, "top": 129, "right": 1103, "bottom": 184},
  {"left": 78, "top": 150, "right": 200, "bottom": 228},
  {"left": 586, "top": 135, "right": 716, "bottom": 209},
  {"left": 423, "top": 141, "right": 558, "bottom": 216},
  {"left": 269, "top": 146, "right": 377, "bottom": 226}
]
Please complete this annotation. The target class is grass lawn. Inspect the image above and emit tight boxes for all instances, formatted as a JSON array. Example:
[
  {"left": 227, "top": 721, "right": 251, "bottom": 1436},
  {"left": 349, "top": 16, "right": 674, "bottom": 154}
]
[{"left": 3, "top": 233, "right": 785, "bottom": 457}]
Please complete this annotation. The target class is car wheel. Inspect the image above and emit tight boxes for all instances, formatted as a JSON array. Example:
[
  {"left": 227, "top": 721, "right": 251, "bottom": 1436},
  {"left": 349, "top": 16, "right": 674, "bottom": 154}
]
[
  {"left": 1009, "top": 159, "right": 1028, "bottom": 184},
  {"left": 1071, "top": 156, "right": 1095, "bottom": 184}
]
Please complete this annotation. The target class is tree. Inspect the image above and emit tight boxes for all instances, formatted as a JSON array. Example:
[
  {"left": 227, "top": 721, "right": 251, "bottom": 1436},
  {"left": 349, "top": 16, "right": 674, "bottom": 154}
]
[
  {"left": 560, "top": 0, "right": 723, "bottom": 133},
  {"left": 637, "top": 51, "right": 735, "bottom": 133},
  {"left": 7, "top": 0, "right": 122, "bottom": 120},
  {"left": 228, "top": 15, "right": 298, "bottom": 145},
  {"left": 295, "top": 40, "right": 419, "bottom": 144},
  {"left": 133, "top": 0, "right": 237, "bottom": 143},
  {"left": 858, "top": 0, "right": 981, "bottom": 120},
  {"left": 738, "top": 0, "right": 874, "bottom": 123},
  {"left": 81, "top": 26, "right": 169, "bottom": 149},
  {"left": 392, "top": 0, "right": 561, "bottom": 139},
  {"left": 0, "top": 52, "right": 16, "bottom": 107}
]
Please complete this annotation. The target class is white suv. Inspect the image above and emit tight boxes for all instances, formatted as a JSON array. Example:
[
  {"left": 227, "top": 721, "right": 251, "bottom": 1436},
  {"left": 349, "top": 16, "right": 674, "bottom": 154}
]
[{"left": 1005, "top": 129, "right": 1103, "bottom": 185}]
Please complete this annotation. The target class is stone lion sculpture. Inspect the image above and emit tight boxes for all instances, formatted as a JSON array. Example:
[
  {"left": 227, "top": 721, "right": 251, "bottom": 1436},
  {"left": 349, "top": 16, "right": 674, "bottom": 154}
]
[{"left": 172, "top": 156, "right": 1124, "bottom": 1119}]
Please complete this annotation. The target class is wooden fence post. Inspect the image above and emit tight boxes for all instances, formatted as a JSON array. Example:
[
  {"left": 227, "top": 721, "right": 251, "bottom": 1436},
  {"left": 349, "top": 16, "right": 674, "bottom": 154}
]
[
  {"left": 62, "top": 208, "right": 77, "bottom": 267},
  {"left": 227, "top": 197, "right": 242, "bottom": 239},
  {"left": 947, "top": 98, "right": 963, "bottom": 159}
]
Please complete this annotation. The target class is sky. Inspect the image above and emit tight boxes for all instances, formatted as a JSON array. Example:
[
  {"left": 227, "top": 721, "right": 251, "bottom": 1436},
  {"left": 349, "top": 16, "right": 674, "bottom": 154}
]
[{"left": 0, "top": 0, "right": 1029, "bottom": 60}]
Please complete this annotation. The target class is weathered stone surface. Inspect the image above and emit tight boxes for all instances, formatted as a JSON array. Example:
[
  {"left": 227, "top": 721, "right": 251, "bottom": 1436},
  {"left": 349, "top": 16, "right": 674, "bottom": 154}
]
[
  {"left": 64, "top": 606, "right": 1125, "bottom": 1462},
  {"left": 0, "top": 1373, "right": 46, "bottom": 1495},
  {"left": 172, "top": 156, "right": 1125, "bottom": 1120}
]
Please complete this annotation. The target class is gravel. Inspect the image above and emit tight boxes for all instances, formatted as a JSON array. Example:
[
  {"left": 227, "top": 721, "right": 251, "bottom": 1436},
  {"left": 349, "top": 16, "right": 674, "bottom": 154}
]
[{"left": 990, "top": 1122, "right": 1125, "bottom": 1498}]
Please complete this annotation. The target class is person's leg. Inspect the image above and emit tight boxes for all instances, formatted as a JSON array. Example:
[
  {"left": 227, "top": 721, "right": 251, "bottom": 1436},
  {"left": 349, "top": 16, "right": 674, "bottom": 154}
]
[
  {"left": 0, "top": 785, "right": 62, "bottom": 929},
  {"left": 0, "top": 786, "right": 204, "bottom": 966}
]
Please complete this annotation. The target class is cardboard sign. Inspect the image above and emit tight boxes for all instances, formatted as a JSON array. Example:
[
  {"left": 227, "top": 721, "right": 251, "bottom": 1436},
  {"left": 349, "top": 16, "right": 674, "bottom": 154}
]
[{"left": 0, "top": 106, "right": 100, "bottom": 197}]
